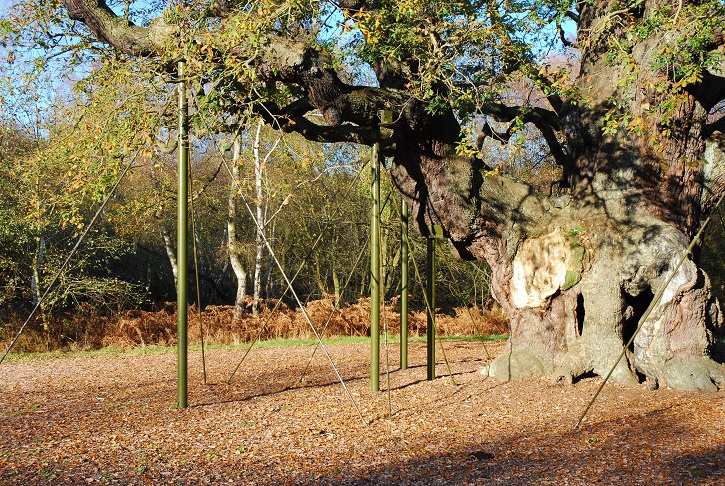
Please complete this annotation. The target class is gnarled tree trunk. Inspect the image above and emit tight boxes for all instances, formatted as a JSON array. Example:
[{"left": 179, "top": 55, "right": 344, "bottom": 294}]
[
  {"left": 383, "top": 24, "right": 725, "bottom": 390},
  {"left": 390, "top": 128, "right": 724, "bottom": 391}
]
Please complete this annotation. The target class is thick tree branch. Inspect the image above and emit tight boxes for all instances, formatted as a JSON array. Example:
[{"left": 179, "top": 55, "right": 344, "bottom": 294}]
[
  {"left": 59, "top": 1, "right": 427, "bottom": 144},
  {"left": 477, "top": 118, "right": 569, "bottom": 172},
  {"left": 537, "top": 123, "right": 567, "bottom": 167},
  {"left": 332, "top": 0, "right": 421, "bottom": 90},
  {"left": 528, "top": 73, "right": 565, "bottom": 115},
  {"left": 208, "top": 0, "right": 233, "bottom": 18},
  {"left": 565, "top": 10, "right": 580, "bottom": 23},
  {"left": 477, "top": 103, "right": 570, "bottom": 186},
  {"left": 373, "top": 59, "right": 416, "bottom": 90},
  {"left": 156, "top": 137, "right": 178, "bottom": 154},
  {"left": 704, "top": 27, "right": 724, "bottom": 52},
  {"left": 481, "top": 102, "right": 563, "bottom": 131},
  {"left": 476, "top": 122, "right": 514, "bottom": 149},
  {"left": 255, "top": 101, "right": 377, "bottom": 145},
  {"left": 558, "top": 23, "right": 573, "bottom": 47},
  {"left": 62, "top": 0, "right": 172, "bottom": 56},
  {"left": 334, "top": 0, "right": 374, "bottom": 11}
]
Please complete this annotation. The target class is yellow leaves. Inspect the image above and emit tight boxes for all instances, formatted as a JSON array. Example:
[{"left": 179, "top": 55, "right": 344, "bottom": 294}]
[
  {"left": 354, "top": 11, "right": 376, "bottom": 45},
  {"left": 397, "top": 0, "right": 426, "bottom": 17},
  {"left": 6, "top": 340, "right": 720, "bottom": 483},
  {"left": 200, "top": 44, "right": 215, "bottom": 59},
  {"left": 673, "top": 66, "right": 703, "bottom": 89},
  {"left": 625, "top": 116, "right": 645, "bottom": 136},
  {"left": 602, "top": 109, "right": 620, "bottom": 136},
  {"left": 484, "top": 166, "right": 503, "bottom": 177}
]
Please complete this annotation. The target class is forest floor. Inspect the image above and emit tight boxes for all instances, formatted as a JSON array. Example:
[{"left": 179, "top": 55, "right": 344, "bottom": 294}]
[{"left": 2, "top": 339, "right": 725, "bottom": 485}]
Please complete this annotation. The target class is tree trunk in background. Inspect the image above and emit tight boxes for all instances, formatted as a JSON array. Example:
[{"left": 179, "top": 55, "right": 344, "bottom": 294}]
[
  {"left": 160, "top": 223, "right": 178, "bottom": 290},
  {"left": 265, "top": 218, "right": 277, "bottom": 301},
  {"left": 151, "top": 163, "right": 179, "bottom": 292},
  {"left": 252, "top": 121, "right": 265, "bottom": 316},
  {"left": 31, "top": 235, "right": 49, "bottom": 332},
  {"left": 386, "top": 233, "right": 401, "bottom": 297},
  {"left": 332, "top": 266, "right": 341, "bottom": 306},
  {"left": 228, "top": 138, "right": 247, "bottom": 321},
  {"left": 313, "top": 253, "right": 328, "bottom": 299}
]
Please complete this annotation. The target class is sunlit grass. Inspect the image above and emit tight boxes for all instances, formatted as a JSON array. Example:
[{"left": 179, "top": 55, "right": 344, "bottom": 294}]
[{"left": 1, "top": 334, "right": 508, "bottom": 362}]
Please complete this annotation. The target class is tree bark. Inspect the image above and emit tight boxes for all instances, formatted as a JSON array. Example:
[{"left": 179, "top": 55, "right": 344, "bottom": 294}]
[
  {"left": 390, "top": 135, "right": 725, "bottom": 390},
  {"left": 160, "top": 223, "right": 178, "bottom": 290},
  {"left": 228, "top": 138, "right": 248, "bottom": 321},
  {"left": 31, "top": 235, "right": 50, "bottom": 332},
  {"left": 252, "top": 121, "right": 265, "bottom": 316}
]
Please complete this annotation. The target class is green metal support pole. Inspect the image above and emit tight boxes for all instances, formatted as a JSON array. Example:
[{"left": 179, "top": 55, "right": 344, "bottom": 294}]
[
  {"left": 400, "top": 198, "right": 409, "bottom": 370},
  {"left": 177, "top": 61, "right": 189, "bottom": 409},
  {"left": 426, "top": 232, "right": 435, "bottom": 381},
  {"left": 370, "top": 126, "right": 381, "bottom": 392},
  {"left": 370, "top": 110, "right": 393, "bottom": 391}
]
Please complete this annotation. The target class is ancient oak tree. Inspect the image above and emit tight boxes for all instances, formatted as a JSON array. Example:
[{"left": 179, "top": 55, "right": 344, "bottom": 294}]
[{"left": 30, "top": 0, "right": 725, "bottom": 389}]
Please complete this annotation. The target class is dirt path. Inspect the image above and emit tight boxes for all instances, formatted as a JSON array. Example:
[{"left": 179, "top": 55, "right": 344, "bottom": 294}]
[{"left": 1, "top": 341, "right": 724, "bottom": 484}]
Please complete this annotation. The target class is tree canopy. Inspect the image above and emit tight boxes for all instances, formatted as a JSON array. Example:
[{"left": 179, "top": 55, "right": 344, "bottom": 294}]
[
  {"left": 4, "top": 0, "right": 724, "bottom": 208},
  {"left": 4, "top": 0, "right": 579, "bottom": 159}
]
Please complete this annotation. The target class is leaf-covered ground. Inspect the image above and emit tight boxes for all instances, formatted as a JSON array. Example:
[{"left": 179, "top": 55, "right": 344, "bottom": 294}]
[{"left": 1, "top": 340, "right": 724, "bottom": 484}]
